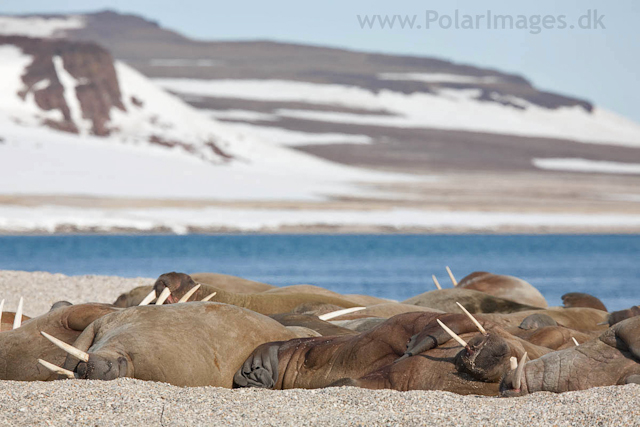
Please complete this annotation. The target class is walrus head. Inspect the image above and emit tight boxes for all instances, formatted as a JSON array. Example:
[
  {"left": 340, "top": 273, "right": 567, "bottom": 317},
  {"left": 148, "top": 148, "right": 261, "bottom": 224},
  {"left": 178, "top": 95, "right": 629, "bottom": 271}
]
[
  {"left": 152, "top": 272, "right": 198, "bottom": 304},
  {"left": 455, "top": 332, "right": 512, "bottom": 382},
  {"left": 75, "top": 353, "right": 129, "bottom": 381}
]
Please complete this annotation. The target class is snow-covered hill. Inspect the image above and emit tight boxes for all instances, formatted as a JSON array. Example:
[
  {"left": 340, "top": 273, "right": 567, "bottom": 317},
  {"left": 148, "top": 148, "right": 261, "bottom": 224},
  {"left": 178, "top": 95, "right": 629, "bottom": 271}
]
[{"left": 0, "top": 36, "right": 405, "bottom": 200}]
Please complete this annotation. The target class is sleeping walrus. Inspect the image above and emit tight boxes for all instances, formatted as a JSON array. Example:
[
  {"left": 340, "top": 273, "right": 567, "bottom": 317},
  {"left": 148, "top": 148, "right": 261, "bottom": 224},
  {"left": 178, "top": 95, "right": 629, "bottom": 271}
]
[
  {"left": 500, "top": 315, "right": 640, "bottom": 396},
  {"left": 402, "top": 288, "right": 541, "bottom": 314},
  {"left": 43, "top": 302, "right": 298, "bottom": 387},
  {"left": 152, "top": 272, "right": 362, "bottom": 315},
  {"left": 455, "top": 272, "right": 548, "bottom": 308},
  {"left": 0, "top": 303, "right": 117, "bottom": 381}
]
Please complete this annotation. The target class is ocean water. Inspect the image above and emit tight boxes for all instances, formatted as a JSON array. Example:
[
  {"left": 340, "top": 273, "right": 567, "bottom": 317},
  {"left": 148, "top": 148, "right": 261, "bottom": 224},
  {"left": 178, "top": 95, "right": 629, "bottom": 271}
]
[{"left": 0, "top": 234, "right": 638, "bottom": 311}]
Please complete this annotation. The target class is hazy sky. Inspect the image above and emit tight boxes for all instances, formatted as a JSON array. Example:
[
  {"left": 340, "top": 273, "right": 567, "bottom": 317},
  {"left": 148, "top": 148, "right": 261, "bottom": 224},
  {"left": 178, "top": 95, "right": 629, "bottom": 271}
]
[{"left": 2, "top": 0, "right": 639, "bottom": 122}]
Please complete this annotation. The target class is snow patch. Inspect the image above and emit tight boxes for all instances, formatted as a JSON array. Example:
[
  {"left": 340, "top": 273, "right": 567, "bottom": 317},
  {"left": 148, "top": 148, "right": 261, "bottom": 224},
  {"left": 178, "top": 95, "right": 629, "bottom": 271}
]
[
  {"left": 153, "top": 78, "right": 640, "bottom": 147},
  {"left": 2, "top": 205, "right": 640, "bottom": 234},
  {"left": 533, "top": 158, "right": 640, "bottom": 175},
  {"left": 0, "top": 15, "right": 85, "bottom": 37},
  {"left": 149, "top": 59, "right": 221, "bottom": 67},
  {"left": 378, "top": 73, "right": 503, "bottom": 84}
]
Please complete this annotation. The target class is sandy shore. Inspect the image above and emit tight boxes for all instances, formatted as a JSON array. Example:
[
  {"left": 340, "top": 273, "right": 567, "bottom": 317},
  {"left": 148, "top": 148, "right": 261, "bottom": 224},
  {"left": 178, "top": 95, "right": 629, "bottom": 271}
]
[{"left": 0, "top": 271, "right": 638, "bottom": 426}]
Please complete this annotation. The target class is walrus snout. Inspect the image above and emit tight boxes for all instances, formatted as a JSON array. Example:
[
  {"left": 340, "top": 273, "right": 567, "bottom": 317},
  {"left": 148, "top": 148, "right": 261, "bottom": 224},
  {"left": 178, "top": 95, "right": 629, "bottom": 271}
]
[
  {"left": 457, "top": 333, "right": 511, "bottom": 382},
  {"left": 76, "top": 354, "right": 128, "bottom": 381},
  {"left": 153, "top": 272, "right": 198, "bottom": 304}
]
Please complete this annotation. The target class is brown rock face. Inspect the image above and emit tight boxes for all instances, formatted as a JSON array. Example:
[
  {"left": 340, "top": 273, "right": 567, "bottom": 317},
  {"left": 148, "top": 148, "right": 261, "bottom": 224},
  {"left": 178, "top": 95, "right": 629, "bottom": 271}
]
[{"left": 1, "top": 35, "right": 125, "bottom": 135}]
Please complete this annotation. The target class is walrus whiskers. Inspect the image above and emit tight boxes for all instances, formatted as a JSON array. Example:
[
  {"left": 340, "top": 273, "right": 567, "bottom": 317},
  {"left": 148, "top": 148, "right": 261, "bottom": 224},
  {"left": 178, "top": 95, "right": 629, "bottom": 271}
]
[
  {"left": 446, "top": 266, "right": 457, "bottom": 286},
  {"left": 38, "top": 359, "right": 75, "bottom": 379},
  {"left": 138, "top": 289, "right": 157, "bottom": 306},
  {"left": 13, "top": 297, "right": 23, "bottom": 329},
  {"left": 455, "top": 302, "right": 487, "bottom": 335},
  {"left": 509, "top": 356, "right": 518, "bottom": 371},
  {"left": 571, "top": 337, "right": 579, "bottom": 346},
  {"left": 319, "top": 307, "right": 366, "bottom": 321},
  {"left": 436, "top": 319, "right": 468, "bottom": 347},
  {"left": 40, "top": 331, "right": 90, "bottom": 362},
  {"left": 432, "top": 275, "right": 442, "bottom": 290},
  {"left": 155, "top": 287, "right": 171, "bottom": 305},
  {"left": 513, "top": 352, "right": 527, "bottom": 390},
  {"left": 178, "top": 284, "right": 201, "bottom": 303},
  {"left": 201, "top": 292, "right": 217, "bottom": 302}
]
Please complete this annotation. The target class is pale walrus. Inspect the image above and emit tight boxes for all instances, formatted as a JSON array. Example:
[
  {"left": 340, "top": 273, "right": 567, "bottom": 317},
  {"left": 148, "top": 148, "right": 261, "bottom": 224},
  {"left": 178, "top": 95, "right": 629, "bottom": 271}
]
[
  {"left": 47, "top": 302, "right": 298, "bottom": 387},
  {"left": 152, "top": 272, "right": 362, "bottom": 315},
  {"left": 455, "top": 272, "right": 548, "bottom": 308}
]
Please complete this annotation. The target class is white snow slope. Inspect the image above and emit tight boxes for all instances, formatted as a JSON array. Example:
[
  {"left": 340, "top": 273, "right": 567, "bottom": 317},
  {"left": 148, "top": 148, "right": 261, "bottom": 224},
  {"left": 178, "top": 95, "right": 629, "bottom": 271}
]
[{"left": 0, "top": 44, "right": 410, "bottom": 201}]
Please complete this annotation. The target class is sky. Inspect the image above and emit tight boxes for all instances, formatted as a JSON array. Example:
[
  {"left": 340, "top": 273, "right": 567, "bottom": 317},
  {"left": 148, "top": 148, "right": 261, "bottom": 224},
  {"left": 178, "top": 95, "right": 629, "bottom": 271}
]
[{"left": 2, "top": 0, "right": 639, "bottom": 122}]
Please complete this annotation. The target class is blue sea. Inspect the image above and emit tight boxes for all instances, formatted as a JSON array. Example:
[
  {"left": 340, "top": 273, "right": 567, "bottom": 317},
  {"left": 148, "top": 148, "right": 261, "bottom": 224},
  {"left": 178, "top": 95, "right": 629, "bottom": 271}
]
[{"left": 0, "top": 234, "right": 638, "bottom": 311}]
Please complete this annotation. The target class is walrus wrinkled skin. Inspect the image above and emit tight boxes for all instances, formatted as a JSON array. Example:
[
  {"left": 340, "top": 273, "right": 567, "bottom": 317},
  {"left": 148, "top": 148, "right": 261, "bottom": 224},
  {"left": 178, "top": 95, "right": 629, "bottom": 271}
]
[
  {"left": 561, "top": 292, "right": 607, "bottom": 311},
  {"left": 500, "top": 316, "right": 640, "bottom": 396},
  {"left": 0, "top": 303, "right": 116, "bottom": 380},
  {"left": 456, "top": 272, "right": 548, "bottom": 309},
  {"left": 61, "top": 302, "right": 297, "bottom": 387},
  {"left": 234, "top": 312, "right": 443, "bottom": 390},
  {"left": 403, "top": 308, "right": 607, "bottom": 358},
  {"left": 402, "top": 288, "right": 541, "bottom": 314},
  {"left": 190, "top": 272, "right": 275, "bottom": 293},
  {"left": 152, "top": 272, "right": 361, "bottom": 315}
]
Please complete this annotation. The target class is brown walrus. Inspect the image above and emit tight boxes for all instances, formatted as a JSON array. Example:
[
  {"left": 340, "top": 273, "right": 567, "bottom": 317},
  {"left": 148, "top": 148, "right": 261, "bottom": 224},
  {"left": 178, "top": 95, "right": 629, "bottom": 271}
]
[
  {"left": 0, "top": 303, "right": 117, "bottom": 381},
  {"left": 455, "top": 272, "right": 548, "bottom": 308},
  {"left": 500, "top": 315, "right": 640, "bottom": 396},
  {"left": 152, "top": 272, "right": 361, "bottom": 315},
  {"left": 402, "top": 288, "right": 541, "bottom": 314},
  {"left": 561, "top": 292, "right": 607, "bottom": 311},
  {"left": 48, "top": 302, "right": 297, "bottom": 387},
  {"left": 113, "top": 285, "right": 154, "bottom": 308},
  {"left": 190, "top": 272, "right": 275, "bottom": 293}
]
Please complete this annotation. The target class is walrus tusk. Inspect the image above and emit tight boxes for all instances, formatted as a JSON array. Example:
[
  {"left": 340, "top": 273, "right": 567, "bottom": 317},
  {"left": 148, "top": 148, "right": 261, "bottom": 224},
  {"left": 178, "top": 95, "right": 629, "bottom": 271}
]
[
  {"left": 138, "top": 289, "right": 157, "bottom": 306},
  {"left": 509, "top": 356, "right": 518, "bottom": 371},
  {"left": 319, "top": 307, "right": 366, "bottom": 321},
  {"left": 201, "top": 292, "right": 217, "bottom": 302},
  {"left": 0, "top": 298, "right": 4, "bottom": 325},
  {"left": 446, "top": 266, "right": 457, "bottom": 286},
  {"left": 178, "top": 284, "right": 201, "bottom": 303},
  {"left": 456, "top": 302, "right": 487, "bottom": 335},
  {"left": 38, "top": 359, "right": 76, "bottom": 379},
  {"left": 513, "top": 352, "right": 527, "bottom": 390},
  {"left": 432, "top": 275, "right": 442, "bottom": 290},
  {"left": 40, "top": 331, "right": 90, "bottom": 362},
  {"left": 155, "top": 287, "right": 171, "bottom": 305},
  {"left": 436, "top": 319, "right": 468, "bottom": 347},
  {"left": 571, "top": 337, "right": 579, "bottom": 346},
  {"left": 13, "top": 297, "right": 23, "bottom": 329}
]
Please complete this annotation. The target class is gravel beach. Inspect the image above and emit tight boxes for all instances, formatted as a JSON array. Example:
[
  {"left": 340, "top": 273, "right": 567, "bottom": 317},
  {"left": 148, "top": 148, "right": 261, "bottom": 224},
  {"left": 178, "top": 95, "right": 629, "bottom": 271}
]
[{"left": 0, "top": 270, "right": 638, "bottom": 426}]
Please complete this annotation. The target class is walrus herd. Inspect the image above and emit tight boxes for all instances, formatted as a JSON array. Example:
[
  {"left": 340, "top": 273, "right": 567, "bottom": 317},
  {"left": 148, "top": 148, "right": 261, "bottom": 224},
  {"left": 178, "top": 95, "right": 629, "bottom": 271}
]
[{"left": 2, "top": 269, "right": 639, "bottom": 398}]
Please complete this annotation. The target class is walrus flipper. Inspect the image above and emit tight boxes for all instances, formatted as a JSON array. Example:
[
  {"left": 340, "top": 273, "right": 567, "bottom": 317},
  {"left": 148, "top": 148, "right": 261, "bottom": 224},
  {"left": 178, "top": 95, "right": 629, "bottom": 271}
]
[{"left": 233, "top": 343, "right": 280, "bottom": 389}]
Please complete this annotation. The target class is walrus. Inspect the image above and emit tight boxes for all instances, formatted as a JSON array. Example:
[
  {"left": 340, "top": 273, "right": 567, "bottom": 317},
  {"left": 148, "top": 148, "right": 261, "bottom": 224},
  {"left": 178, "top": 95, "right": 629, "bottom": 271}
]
[
  {"left": 500, "top": 316, "right": 640, "bottom": 396},
  {"left": 152, "top": 272, "right": 362, "bottom": 315},
  {"left": 41, "top": 302, "right": 299, "bottom": 387},
  {"left": 455, "top": 272, "right": 548, "bottom": 308},
  {"left": 402, "top": 307, "right": 608, "bottom": 358},
  {"left": 561, "top": 292, "right": 607, "bottom": 311},
  {"left": 113, "top": 286, "right": 154, "bottom": 308},
  {"left": 0, "top": 303, "right": 117, "bottom": 381},
  {"left": 269, "top": 313, "right": 357, "bottom": 336},
  {"left": 190, "top": 272, "right": 275, "bottom": 293},
  {"left": 262, "top": 285, "right": 391, "bottom": 306},
  {"left": 402, "top": 288, "right": 541, "bottom": 314},
  {"left": 605, "top": 305, "right": 640, "bottom": 326}
]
